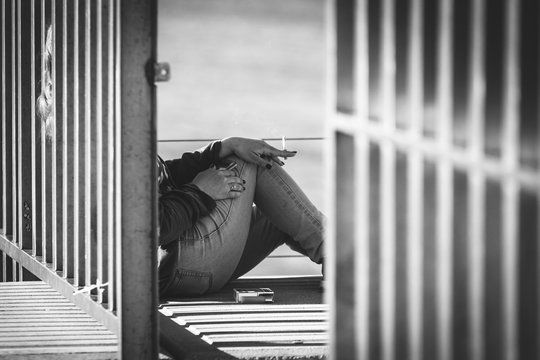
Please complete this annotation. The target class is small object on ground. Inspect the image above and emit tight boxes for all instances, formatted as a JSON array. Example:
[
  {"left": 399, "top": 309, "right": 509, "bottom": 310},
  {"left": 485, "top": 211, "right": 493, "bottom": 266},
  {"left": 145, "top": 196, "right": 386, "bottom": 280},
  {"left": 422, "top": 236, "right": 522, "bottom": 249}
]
[{"left": 233, "top": 288, "right": 274, "bottom": 303}]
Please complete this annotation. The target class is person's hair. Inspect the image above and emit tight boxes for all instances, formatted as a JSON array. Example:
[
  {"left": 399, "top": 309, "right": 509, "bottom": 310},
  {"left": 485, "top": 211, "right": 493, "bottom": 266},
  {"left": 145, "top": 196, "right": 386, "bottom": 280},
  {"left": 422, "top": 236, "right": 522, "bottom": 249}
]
[{"left": 36, "top": 25, "right": 54, "bottom": 139}]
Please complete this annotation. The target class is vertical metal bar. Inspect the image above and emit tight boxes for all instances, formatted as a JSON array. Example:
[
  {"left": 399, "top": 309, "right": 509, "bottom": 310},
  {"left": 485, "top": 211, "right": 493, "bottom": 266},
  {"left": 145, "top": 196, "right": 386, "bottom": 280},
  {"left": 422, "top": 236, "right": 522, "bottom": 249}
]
[
  {"left": 354, "top": 0, "right": 370, "bottom": 358},
  {"left": 51, "top": 0, "right": 58, "bottom": 271},
  {"left": 40, "top": 0, "right": 47, "bottom": 264},
  {"left": 114, "top": 0, "right": 121, "bottom": 314},
  {"left": 119, "top": 0, "right": 158, "bottom": 357},
  {"left": 1, "top": 0, "right": 5, "bottom": 236},
  {"left": 106, "top": 0, "right": 115, "bottom": 311},
  {"left": 96, "top": 0, "right": 104, "bottom": 303},
  {"left": 380, "top": 0, "right": 396, "bottom": 358},
  {"left": 31, "top": 0, "right": 37, "bottom": 257},
  {"left": 468, "top": 0, "right": 486, "bottom": 359},
  {"left": 12, "top": 0, "right": 18, "bottom": 280},
  {"left": 61, "top": 0, "right": 68, "bottom": 277},
  {"left": 17, "top": 0, "right": 22, "bottom": 246},
  {"left": 407, "top": 0, "right": 424, "bottom": 359},
  {"left": 17, "top": 0, "right": 23, "bottom": 280},
  {"left": 436, "top": 1, "right": 454, "bottom": 359},
  {"left": 84, "top": 0, "right": 91, "bottom": 287},
  {"left": 501, "top": 0, "right": 520, "bottom": 359},
  {"left": 380, "top": 141, "right": 395, "bottom": 360},
  {"left": 407, "top": 150, "right": 423, "bottom": 360},
  {"left": 1, "top": 253, "right": 5, "bottom": 282},
  {"left": 325, "top": 2, "right": 336, "bottom": 348},
  {"left": 73, "top": 0, "right": 80, "bottom": 287}
]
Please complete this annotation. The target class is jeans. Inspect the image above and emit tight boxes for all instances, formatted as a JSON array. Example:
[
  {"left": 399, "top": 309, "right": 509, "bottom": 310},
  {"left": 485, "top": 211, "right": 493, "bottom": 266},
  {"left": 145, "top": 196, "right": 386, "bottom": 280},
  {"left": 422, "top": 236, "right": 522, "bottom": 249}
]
[{"left": 162, "top": 156, "right": 324, "bottom": 297}]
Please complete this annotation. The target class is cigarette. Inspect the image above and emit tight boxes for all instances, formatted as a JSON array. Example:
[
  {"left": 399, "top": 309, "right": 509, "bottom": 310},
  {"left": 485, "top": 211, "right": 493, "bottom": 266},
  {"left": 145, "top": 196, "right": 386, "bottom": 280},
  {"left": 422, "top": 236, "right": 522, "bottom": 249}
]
[{"left": 281, "top": 135, "right": 286, "bottom": 151}]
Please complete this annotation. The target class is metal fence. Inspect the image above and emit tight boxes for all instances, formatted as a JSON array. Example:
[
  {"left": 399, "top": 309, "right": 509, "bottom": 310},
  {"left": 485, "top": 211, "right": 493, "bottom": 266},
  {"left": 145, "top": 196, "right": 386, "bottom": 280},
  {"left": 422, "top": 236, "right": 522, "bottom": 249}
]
[
  {"left": 0, "top": 0, "right": 158, "bottom": 358},
  {"left": 327, "top": 0, "right": 540, "bottom": 359}
]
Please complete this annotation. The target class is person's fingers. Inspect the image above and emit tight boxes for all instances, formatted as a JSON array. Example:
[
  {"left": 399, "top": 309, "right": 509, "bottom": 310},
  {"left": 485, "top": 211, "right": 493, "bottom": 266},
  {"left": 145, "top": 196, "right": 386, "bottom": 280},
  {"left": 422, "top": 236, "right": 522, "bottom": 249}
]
[
  {"left": 227, "top": 190, "right": 243, "bottom": 199},
  {"left": 229, "top": 183, "right": 245, "bottom": 192},
  {"left": 226, "top": 176, "right": 245, "bottom": 185},
  {"left": 261, "top": 145, "right": 297, "bottom": 159},
  {"left": 218, "top": 169, "right": 236, "bottom": 177},
  {"left": 271, "top": 155, "right": 285, "bottom": 166},
  {"left": 249, "top": 152, "right": 273, "bottom": 169}
]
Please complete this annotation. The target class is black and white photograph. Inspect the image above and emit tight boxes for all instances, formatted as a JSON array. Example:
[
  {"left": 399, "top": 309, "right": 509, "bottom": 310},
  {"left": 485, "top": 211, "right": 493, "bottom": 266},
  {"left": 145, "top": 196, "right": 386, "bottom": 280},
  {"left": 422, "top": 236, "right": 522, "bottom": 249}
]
[{"left": 0, "top": 0, "right": 539, "bottom": 359}]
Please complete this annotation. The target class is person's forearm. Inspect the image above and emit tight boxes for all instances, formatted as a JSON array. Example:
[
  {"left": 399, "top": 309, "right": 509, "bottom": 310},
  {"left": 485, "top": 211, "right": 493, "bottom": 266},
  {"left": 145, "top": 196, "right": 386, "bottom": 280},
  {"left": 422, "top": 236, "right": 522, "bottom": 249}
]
[{"left": 218, "top": 137, "right": 239, "bottom": 159}]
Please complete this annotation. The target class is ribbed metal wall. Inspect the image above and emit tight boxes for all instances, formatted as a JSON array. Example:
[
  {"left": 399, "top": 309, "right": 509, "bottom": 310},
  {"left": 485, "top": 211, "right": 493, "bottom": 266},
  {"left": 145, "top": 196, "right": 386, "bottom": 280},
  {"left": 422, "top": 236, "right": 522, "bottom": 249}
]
[{"left": 327, "top": 0, "right": 540, "bottom": 359}]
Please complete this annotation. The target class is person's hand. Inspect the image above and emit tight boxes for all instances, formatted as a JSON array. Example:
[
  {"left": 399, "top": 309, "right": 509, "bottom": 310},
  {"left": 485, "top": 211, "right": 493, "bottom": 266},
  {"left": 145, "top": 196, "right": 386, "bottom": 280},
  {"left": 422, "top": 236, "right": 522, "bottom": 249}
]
[
  {"left": 191, "top": 167, "right": 246, "bottom": 200},
  {"left": 220, "top": 137, "right": 297, "bottom": 169}
]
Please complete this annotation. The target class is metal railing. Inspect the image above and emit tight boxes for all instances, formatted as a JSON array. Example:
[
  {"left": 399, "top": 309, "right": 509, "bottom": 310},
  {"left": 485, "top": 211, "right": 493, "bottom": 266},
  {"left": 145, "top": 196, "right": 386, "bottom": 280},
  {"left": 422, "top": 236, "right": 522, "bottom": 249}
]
[
  {"left": 327, "top": 0, "right": 540, "bottom": 360},
  {"left": 0, "top": 0, "right": 158, "bottom": 358}
]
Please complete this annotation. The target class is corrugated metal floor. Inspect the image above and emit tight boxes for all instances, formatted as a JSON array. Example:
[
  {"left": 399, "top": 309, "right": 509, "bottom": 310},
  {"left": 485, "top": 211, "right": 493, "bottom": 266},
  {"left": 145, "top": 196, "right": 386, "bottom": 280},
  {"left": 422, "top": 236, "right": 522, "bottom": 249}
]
[
  {"left": 0, "top": 277, "right": 327, "bottom": 359},
  {"left": 160, "top": 276, "right": 328, "bottom": 359},
  {"left": 0, "top": 281, "right": 118, "bottom": 360}
]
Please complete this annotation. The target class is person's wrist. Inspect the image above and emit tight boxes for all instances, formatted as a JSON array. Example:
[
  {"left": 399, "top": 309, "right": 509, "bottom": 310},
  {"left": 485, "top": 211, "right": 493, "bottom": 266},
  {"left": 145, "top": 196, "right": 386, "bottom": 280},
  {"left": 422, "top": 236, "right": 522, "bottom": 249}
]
[{"left": 219, "top": 137, "right": 239, "bottom": 158}]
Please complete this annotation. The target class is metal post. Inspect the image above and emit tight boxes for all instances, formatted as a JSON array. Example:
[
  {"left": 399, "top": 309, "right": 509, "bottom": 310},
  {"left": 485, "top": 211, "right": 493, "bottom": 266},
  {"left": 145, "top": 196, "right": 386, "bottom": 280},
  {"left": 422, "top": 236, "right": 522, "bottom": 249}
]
[{"left": 118, "top": 0, "right": 158, "bottom": 358}]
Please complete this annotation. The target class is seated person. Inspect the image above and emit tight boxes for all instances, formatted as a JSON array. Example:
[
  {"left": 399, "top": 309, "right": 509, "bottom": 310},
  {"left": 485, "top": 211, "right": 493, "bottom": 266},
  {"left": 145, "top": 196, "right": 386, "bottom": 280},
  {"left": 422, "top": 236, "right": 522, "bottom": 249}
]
[{"left": 158, "top": 137, "right": 324, "bottom": 297}]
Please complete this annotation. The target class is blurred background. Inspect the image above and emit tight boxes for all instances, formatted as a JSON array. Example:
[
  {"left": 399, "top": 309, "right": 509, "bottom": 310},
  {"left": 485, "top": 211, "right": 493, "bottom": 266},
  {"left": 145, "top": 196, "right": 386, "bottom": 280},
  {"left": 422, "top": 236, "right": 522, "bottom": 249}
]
[{"left": 157, "top": 0, "right": 326, "bottom": 276}]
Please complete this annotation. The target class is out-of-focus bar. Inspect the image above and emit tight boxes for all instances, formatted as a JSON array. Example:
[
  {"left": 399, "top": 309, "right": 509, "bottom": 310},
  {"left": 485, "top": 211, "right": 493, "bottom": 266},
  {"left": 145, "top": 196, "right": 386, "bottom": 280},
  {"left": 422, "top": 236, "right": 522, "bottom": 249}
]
[
  {"left": 379, "top": 0, "right": 396, "bottom": 358},
  {"left": 107, "top": 0, "right": 115, "bottom": 310},
  {"left": 96, "top": 0, "right": 104, "bottom": 303},
  {"left": 380, "top": 141, "right": 395, "bottom": 360},
  {"left": 73, "top": 0, "right": 80, "bottom": 287},
  {"left": 61, "top": 0, "right": 68, "bottom": 277},
  {"left": 353, "top": 0, "right": 369, "bottom": 358},
  {"left": 406, "top": 0, "right": 424, "bottom": 359},
  {"left": 354, "top": 0, "right": 369, "bottom": 119},
  {"left": 407, "top": 150, "right": 423, "bottom": 360},
  {"left": 501, "top": 0, "right": 520, "bottom": 359},
  {"left": 354, "top": 133, "right": 369, "bottom": 360},
  {"left": 436, "top": 1, "right": 454, "bottom": 359},
  {"left": 40, "top": 0, "right": 47, "bottom": 264},
  {"left": 84, "top": 0, "right": 91, "bottom": 287},
  {"left": 467, "top": 0, "right": 486, "bottom": 359},
  {"left": 380, "top": 0, "right": 395, "bottom": 130}
]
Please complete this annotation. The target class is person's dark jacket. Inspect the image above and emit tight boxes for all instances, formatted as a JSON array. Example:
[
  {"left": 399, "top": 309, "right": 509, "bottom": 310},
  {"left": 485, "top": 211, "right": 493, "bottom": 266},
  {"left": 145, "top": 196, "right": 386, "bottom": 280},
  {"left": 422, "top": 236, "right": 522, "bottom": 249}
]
[{"left": 157, "top": 140, "right": 222, "bottom": 295}]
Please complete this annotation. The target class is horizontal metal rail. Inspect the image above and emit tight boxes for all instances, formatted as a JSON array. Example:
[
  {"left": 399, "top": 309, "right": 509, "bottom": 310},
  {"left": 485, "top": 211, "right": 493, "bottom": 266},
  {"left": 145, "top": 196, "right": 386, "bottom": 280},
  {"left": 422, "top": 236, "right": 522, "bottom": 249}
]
[{"left": 158, "top": 137, "right": 325, "bottom": 143}]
